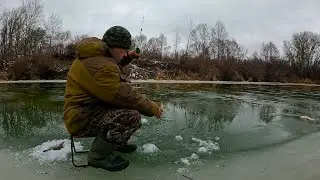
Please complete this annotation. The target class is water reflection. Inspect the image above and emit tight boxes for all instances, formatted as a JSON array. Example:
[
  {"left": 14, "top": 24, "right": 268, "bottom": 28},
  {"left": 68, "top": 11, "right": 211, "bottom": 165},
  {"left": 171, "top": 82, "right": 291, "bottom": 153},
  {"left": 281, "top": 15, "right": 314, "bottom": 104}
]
[
  {"left": 161, "top": 93, "right": 280, "bottom": 134},
  {"left": 0, "top": 101, "right": 62, "bottom": 139},
  {"left": 259, "top": 105, "right": 276, "bottom": 123}
]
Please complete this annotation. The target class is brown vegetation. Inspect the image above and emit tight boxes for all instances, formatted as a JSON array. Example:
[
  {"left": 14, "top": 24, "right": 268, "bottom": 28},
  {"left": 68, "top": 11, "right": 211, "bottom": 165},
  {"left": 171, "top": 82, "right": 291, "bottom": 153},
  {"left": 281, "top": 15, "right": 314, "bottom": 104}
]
[{"left": 0, "top": 0, "right": 320, "bottom": 84}]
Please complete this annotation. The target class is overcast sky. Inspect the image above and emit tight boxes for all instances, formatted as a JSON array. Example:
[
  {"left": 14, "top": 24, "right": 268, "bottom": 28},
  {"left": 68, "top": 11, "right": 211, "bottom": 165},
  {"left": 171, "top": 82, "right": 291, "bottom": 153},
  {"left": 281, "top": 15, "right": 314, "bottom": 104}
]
[{"left": 1, "top": 0, "right": 320, "bottom": 55}]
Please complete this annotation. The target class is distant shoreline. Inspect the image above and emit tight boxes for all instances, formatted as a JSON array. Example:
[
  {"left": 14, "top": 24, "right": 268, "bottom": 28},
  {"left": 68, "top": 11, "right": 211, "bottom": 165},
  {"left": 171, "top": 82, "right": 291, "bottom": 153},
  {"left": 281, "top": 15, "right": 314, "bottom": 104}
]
[{"left": 0, "top": 79, "right": 320, "bottom": 87}]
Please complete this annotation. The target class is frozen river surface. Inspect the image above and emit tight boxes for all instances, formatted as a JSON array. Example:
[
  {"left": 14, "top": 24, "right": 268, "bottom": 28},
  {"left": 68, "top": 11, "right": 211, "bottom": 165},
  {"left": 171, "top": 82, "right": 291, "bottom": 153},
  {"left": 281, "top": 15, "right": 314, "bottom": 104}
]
[{"left": 0, "top": 83, "right": 319, "bottom": 179}]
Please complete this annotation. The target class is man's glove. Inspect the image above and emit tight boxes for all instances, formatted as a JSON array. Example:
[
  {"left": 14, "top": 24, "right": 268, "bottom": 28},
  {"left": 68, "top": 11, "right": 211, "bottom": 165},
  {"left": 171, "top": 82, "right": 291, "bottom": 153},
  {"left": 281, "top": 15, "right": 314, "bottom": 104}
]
[{"left": 119, "top": 49, "right": 141, "bottom": 67}]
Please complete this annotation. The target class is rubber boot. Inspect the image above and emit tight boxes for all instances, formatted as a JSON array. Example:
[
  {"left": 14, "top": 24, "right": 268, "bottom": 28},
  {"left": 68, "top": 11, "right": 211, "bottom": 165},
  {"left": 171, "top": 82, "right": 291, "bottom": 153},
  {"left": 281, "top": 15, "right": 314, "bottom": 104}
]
[
  {"left": 87, "top": 136, "right": 129, "bottom": 171},
  {"left": 116, "top": 144, "right": 137, "bottom": 153}
]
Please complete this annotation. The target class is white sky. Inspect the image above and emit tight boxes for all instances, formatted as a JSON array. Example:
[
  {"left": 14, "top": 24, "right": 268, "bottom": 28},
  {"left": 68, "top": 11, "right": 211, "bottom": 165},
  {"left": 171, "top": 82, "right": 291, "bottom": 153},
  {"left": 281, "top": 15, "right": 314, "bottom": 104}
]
[{"left": 1, "top": 0, "right": 320, "bottom": 55}]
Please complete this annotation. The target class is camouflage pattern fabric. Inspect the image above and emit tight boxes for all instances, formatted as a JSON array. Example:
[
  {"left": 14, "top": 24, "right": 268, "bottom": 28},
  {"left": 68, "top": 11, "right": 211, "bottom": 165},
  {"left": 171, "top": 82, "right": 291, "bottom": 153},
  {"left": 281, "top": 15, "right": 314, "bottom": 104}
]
[
  {"left": 75, "top": 107, "right": 142, "bottom": 145},
  {"left": 102, "top": 26, "right": 132, "bottom": 49}
]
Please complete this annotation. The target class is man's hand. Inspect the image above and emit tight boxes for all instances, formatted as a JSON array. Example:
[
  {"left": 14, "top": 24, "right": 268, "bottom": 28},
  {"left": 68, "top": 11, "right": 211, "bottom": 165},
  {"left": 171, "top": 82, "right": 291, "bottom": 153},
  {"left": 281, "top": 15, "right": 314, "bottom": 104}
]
[
  {"left": 155, "top": 103, "right": 164, "bottom": 119},
  {"left": 119, "top": 50, "right": 140, "bottom": 67},
  {"left": 127, "top": 50, "right": 140, "bottom": 59}
]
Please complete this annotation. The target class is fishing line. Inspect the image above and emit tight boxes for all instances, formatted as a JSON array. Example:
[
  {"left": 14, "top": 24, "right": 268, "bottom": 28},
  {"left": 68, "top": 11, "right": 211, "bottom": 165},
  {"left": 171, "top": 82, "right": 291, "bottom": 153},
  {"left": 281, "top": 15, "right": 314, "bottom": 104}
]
[{"left": 136, "top": 16, "right": 144, "bottom": 54}]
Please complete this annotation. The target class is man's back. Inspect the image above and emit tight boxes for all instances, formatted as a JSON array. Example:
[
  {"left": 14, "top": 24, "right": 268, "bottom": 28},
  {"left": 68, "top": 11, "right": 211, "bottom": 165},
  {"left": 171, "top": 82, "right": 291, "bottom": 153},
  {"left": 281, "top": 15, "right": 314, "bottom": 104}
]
[
  {"left": 63, "top": 37, "right": 159, "bottom": 135},
  {"left": 63, "top": 37, "right": 121, "bottom": 134}
]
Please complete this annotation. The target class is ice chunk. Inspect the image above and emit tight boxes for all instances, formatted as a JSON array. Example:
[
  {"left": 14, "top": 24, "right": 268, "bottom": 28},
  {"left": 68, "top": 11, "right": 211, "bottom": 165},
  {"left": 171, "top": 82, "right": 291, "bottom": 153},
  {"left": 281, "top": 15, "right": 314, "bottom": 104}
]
[
  {"left": 141, "top": 143, "right": 159, "bottom": 154},
  {"left": 177, "top": 168, "right": 189, "bottom": 173},
  {"left": 192, "top": 137, "right": 202, "bottom": 143},
  {"left": 300, "top": 116, "right": 315, "bottom": 122},
  {"left": 215, "top": 136, "right": 220, "bottom": 141},
  {"left": 30, "top": 139, "right": 83, "bottom": 164},
  {"left": 190, "top": 153, "right": 198, "bottom": 160},
  {"left": 198, "top": 147, "right": 208, "bottom": 153},
  {"left": 177, "top": 153, "right": 200, "bottom": 167},
  {"left": 175, "top": 135, "right": 183, "bottom": 141},
  {"left": 180, "top": 158, "right": 190, "bottom": 166},
  {"left": 141, "top": 118, "right": 148, "bottom": 124},
  {"left": 192, "top": 137, "right": 220, "bottom": 153}
]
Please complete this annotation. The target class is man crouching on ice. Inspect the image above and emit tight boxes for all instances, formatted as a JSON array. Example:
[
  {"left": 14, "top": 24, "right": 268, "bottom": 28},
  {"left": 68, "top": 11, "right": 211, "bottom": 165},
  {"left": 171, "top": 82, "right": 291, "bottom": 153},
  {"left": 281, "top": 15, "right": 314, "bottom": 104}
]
[{"left": 63, "top": 26, "right": 164, "bottom": 171}]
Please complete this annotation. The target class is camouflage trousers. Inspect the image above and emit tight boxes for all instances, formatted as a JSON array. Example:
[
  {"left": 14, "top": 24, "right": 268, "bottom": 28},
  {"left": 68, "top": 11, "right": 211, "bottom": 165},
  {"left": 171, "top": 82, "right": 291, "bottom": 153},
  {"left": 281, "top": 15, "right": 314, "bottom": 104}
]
[{"left": 76, "top": 108, "right": 142, "bottom": 145}]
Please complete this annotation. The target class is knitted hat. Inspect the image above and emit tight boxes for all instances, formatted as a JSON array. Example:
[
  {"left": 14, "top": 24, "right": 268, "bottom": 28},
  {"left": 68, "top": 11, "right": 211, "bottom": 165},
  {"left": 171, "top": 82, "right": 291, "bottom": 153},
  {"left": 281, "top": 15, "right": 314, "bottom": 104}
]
[{"left": 102, "top": 26, "right": 132, "bottom": 49}]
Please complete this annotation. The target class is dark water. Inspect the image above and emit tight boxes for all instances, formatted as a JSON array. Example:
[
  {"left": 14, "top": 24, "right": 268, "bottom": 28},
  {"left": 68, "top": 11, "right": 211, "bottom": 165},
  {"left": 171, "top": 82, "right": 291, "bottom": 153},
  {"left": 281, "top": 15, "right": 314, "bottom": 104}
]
[{"left": 0, "top": 83, "right": 319, "bottom": 168}]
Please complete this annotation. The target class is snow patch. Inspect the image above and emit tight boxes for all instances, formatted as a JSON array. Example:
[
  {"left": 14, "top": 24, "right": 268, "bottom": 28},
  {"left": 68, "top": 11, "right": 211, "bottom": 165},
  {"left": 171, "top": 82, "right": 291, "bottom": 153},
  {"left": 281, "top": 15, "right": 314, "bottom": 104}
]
[
  {"left": 29, "top": 139, "right": 83, "bottom": 164},
  {"left": 141, "top": 118, "right": 149, "bottom": 124},
  {"left": 141, "top": 143, "right": 160, "bottom": 154},
  {"left": 175, "top": 135, "right": 183, "bottom": 141}
]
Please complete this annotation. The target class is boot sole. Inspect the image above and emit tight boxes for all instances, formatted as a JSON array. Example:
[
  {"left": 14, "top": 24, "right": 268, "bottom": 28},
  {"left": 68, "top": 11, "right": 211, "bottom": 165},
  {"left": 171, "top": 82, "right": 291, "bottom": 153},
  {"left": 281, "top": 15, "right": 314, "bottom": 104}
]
[{"left": 88, "top": 160, "right": 130, "bottom": 172}]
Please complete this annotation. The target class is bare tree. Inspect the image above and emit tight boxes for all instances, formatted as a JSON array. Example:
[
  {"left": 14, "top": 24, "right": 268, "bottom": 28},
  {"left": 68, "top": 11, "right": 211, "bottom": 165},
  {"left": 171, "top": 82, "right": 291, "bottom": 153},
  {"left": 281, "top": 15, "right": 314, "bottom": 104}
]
[
  {"left": 132, "top": 34, "right": 148, "bottom": 52},
  {"left": 184, "top": 19, "right": 195, "bottom": 60},
  {"left": 44, "top": 14, "right": 62, "bottom": 50},
  {"left": 20, "top": 0, "right": 44, "bottom": 57},
  {"left": 283, "top": 31, "right": 320, "bottom": 77},
  {"left": 225, "top": 39, "right": 247, "bottom": 61},
  {"left": 190, "top": 23, "right": 210, "bottom": 58},
  {"left": 157, "top": 33, "right": 169, "bottom": 60},
  {"left": 0, "top": 7, "right": 26, "bottom": 66},
  {"left": 146, "top": 37, "right": 161, "bottom": 59},
  {"left": 213, "top": 19, "right": 228, "bottom": 60},
  {"left": 173, "top": 27, "right": 181, "bottom": 59},
  {"left": 260, "top": 41, "right": 280, "bottom": 62},
  {"left": 251, "top": 51, "right": 260, "bottom": 60},
  {"left": 53, "top": 30, "right": 71, "bottom": 56}
]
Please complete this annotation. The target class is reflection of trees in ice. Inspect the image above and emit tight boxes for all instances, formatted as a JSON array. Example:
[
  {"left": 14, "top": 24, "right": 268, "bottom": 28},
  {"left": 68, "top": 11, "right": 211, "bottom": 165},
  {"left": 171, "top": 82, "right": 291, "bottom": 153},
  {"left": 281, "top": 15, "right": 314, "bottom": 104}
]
[
  {"left": 165, "top": 95, "right": 288, "bottom": 134},
  {"left": 164, "top": 97, "right": 239, "bottom": 133},
  {"left": 259, "top": 104, "right": 277, "bottom": 123},
  {"left": 0, "top": 101, "right": 62, "bottom": 138}
]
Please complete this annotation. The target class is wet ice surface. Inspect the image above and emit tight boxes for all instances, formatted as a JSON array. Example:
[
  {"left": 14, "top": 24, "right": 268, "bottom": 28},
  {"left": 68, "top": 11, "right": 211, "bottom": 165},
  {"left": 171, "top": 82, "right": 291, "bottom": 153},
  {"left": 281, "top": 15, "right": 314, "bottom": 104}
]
[{"left": 0, "top": 83, "right": 320, "bottom": 179}]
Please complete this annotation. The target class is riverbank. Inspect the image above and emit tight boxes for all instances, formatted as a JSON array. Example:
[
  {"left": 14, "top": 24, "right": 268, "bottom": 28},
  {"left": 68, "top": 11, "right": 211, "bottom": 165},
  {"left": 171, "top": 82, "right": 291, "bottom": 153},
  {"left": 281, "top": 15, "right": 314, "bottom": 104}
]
[{"left": 0, "top": 79, "right": 320, "bottom": 87}]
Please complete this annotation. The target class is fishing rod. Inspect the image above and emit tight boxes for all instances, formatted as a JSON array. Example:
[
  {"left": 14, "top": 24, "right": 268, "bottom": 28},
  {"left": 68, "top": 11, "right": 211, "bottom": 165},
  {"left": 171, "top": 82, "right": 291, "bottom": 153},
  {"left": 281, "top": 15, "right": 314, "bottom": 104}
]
[{"left": 135, "top": 16, "right": 144, "bottom": 54}]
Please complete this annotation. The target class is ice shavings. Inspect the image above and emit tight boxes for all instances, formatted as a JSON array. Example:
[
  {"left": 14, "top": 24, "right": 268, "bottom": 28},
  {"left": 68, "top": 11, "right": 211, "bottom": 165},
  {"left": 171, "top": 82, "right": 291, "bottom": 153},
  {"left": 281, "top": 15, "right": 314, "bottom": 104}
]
[
  {"left": 190, "top": 153, "right": 199, "bottom": 159},
  {"left": 180, "top": 158, "right": 190, "bottom": 166},
  {"left": 141, "top": 118, "right": 149, "bottom": 124},
  {"left": 178, "top": 153, "right": 200, "bottom": 166},
  {"left": 175, "top": 135, "right": 183, "bottom": 141},
  {"left": 198, "top": 147, "right": 208, "bottom": 153},
  {"left": 192, "top": 137, "right": 220, "bottom": 154},
  {"left": 177, "top": 167, "right": 189, "bottom": 173},
  {"left": 140, "top": 143, "right": 160, "bottom": 154},
  {"left": 29, "top": 139, "right": 83, "bottom": 164}
]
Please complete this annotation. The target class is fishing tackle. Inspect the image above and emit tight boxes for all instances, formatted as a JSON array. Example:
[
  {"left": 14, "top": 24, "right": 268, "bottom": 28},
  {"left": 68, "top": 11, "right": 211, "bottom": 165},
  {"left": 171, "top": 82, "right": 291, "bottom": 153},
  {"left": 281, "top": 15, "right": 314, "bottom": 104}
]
[{"left": 135, "top": 16, "right": 144, "bottom": 54}]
